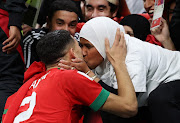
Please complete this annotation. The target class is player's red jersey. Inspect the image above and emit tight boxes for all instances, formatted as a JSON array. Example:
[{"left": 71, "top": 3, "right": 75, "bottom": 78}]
[{"left": 3, "top": 64, "right": 110, "bottom": 123}]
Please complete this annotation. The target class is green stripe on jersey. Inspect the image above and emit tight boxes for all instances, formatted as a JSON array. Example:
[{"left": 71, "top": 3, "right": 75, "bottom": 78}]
[
  {"left": 90, "top": 88, "right": 110, "bottom": 111},
  {"left": 3, "top": 109, "right": 8, "bottom": 114}
]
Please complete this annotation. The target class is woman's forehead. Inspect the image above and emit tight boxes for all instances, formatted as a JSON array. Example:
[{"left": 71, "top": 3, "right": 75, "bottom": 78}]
[{"left": 80, "top": 37, "right": 91, "bottom": 43}]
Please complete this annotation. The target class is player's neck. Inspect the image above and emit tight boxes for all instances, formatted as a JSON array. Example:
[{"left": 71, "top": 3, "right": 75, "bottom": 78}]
[
  {"left": 46, "top": 64, "right": 59, "bottom": 71},
  {"left": 46, "top": 55, "right": 71, "bottom": 71}
]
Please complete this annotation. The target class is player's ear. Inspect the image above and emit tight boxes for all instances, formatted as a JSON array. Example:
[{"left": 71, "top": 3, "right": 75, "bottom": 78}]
[
  {"left": 69, "top": 48, "right": 76, "bottom": 59},
  {"left": 46, "top": 16, "right": 51, "bottom": 29}
]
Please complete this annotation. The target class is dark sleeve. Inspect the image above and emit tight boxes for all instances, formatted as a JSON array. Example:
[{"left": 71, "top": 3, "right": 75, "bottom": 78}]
[
  {"left": 5, "top": 0, "right": 27, "bottom": 30},
  {"left": 170, "top": 0, "right": 180, "bottom": 51},
  {"left": 22, "top": 28, "right": 48, "bottom": 68},
  {"left": 98, "top": 80, "right": 140, "bottom": 123},
  {"left": 98, "top": 80, "right": 118, "bottom": 94},
  {"left": 98, "top": 80, "right": 139, "bottom": 96}
]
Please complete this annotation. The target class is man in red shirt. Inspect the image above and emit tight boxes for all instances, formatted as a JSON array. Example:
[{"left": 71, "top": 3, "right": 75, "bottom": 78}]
[{"left": 2, "top": 30, "right": 137, "bottom": 123}]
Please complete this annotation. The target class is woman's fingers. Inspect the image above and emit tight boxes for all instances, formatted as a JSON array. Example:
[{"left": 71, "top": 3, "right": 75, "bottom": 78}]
[
  {"left": 71, "top": 58, "right": 83, "bottom": 63},
  {"left": 105, "top": 38, "right": 110, "bottom": 53},
  {"left": 58, "top": 60, "right": 73, "bottom": 70},
  {"left": 119, "top": 32, "right": 125, "bottom": 47},
  {"left": 113, "top": 28, "right": 121, "bottom": 46}
]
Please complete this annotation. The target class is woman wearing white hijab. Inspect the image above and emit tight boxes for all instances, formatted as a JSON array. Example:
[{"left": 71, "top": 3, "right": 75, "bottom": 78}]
[
  {"left": 80, "top": 17, "right": 126, "bottom": 90},
  {"left": 79, "top": 17, "right": 180, "bottom": 123},
  {"left": 59, "top": 17, "right": 180, "bottom": 122}
]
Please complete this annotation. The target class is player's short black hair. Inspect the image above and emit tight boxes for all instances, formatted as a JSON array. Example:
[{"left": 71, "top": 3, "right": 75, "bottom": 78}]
[
  {"left": 36, "top": 30, "right": 74, "bottom": 65},
  {"left": 48, "top": 0, "right": 79, "bottom": 21}
]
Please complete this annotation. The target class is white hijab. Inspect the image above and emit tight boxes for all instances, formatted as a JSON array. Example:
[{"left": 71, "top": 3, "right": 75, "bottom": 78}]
[{"left": 80, "top": 17, "right": 125, "bottom": 89}]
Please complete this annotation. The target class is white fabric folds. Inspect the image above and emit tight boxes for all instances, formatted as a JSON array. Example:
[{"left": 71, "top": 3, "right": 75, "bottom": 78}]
[{"left": 80, "top": 17, "right": 125, "bottom": 89}]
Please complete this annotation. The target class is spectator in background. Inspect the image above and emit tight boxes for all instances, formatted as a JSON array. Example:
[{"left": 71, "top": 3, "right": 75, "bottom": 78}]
[
  {"left": 22, "top": 0, "right": 84, "bottom": 36},
  {"left": 144, "top": 0, "right": 176, "bottom": 23},
  {"left": 169, "top": 0, "right": 180, "bottom": 51},
  {"left": 83, "top": 0, "right": 130, "bottom": 22},
  {"left": 0, "top": 0, "right": 26, "bottom": 121},
  {"left": 83, "top": 0, "right": 119, "bottom": 21},
  {"left": 36, "top": 0, "right": 84, "bottom": 28},
  {"left": 166, "top": 0, "right": 176, "bottom": 24},
  {"left": 120, "top": 14, "right": 151, "bottom": 41},
  {"left": 143, "top": 0, "right": 176, "bottom": 51},
  {"left": 22, "top": 0, "right": 79, "bottom": 69}
]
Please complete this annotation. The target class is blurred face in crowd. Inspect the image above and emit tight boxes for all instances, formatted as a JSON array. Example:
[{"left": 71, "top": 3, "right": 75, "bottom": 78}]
[
  {"left": 84, "top": 0, "right": 116, "bottom": 21},
  {"left": 144, "top": 0, "right": 176, "bottom": 23},
  {"left": 168, "top": 1, "right": 176, "bottom": 23},
  {"left": 143, "top": 0, "right": 155, "bottom": 18},
  {"left": 80, "top": 38, "right": 104, "bottom": 69},
  {"left": 47, "top": 10, "right": 78, "bottom": 36},
  {"left": 123, "top": 26, "right": 134, "bottom": 37}
]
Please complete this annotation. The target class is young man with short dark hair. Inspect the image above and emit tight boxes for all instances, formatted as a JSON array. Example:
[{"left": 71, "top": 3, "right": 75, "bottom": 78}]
[{"left": 22, "top": 0, "right": 79, "bottom": 68}]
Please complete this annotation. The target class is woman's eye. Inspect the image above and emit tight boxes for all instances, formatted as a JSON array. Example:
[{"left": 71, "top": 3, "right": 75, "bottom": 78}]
[{"left": 85, "top": 44, "right": 93, "bottom": 49}]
